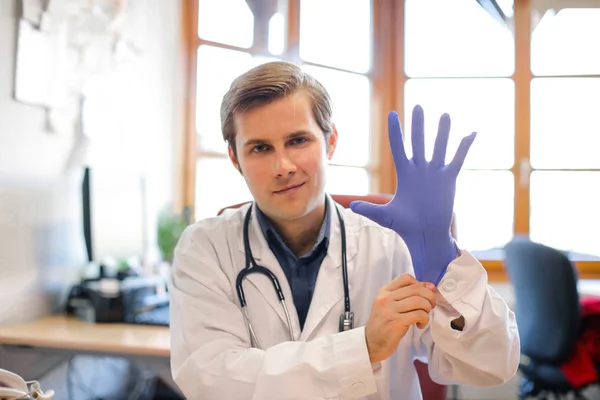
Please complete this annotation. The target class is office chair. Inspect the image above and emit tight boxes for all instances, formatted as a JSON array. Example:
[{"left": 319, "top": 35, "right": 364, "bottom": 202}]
[
  {"left": 503, "top": 238, "right": 598, "bottom": 399},
  {"left": 218, "top": 194, "right": 448, "bottom": 400}
]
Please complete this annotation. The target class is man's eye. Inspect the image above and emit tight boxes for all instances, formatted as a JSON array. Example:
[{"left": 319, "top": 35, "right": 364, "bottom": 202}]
[
  {"left": 291, "top": 137, "right": 308, "bottom": 145},
  {"left": 252, "top": 144, "right": 268, "bottom": 153}
]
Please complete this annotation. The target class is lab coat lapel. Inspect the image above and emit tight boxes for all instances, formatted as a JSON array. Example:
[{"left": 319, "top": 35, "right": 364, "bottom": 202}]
[
  {"left": 237, "top": 204, "right": 302, "bottom": 340},
  {"left": 300, "top": 197, "right": 358, "bottom": 341}
]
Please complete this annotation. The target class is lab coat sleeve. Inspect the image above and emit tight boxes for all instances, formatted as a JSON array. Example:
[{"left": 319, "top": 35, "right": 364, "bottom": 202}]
[
  {"left": 402, "top": 240, "right": 520, "bottom": 386},
  {"left": 169, "top": 243, "right": 378, "bottom": 400}
]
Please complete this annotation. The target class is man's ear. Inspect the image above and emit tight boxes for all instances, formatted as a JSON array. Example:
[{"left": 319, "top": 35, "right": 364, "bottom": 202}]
[
  {"left": 228, "top": 146, "right": 243, "bottom": 175},
  {"left": 327, "top": 124, "right": 338, "bottom": 161}
]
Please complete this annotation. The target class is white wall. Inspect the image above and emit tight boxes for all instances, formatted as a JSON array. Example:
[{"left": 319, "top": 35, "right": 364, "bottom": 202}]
[
  {"left": 0, "top": 0, "right": 183, "bottom": 322},
  {"left": 0, "top": 0, "right": 85, "bottom": 325},
  {"left": 0, "top": 0, "right": 183, "bottom": 397}
]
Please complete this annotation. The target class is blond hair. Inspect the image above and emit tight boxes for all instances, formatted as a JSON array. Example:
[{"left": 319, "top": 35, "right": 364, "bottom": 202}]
[{"left": 220, "top": 61, "right": 333, "bottom": 156}]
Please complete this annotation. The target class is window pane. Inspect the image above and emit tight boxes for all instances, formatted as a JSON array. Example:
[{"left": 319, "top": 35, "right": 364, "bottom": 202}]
[
  {"left": 530, "top": 172, "right": 600, "bottom": 259},
  {"left": 299, "top": 0, "right": 371, "bottom": 73},
  {"left": 196, "top": 46, "right": 252, "bottom": 153},
  {"left": 196, "top": 48, "right": 279, "bottom": 154},
  {"left": 531, "top": 78, "right": 600, "bottom": 169},
  {"left": 405, "top": 0, "right": 514, "bottom": 77},
  {"left": 404, "top": 79, "right": 514, "bottom": 169},
  {"left": 195, "top": 157, "right": 252, "bottom": 220},
  {"left": 454, "top": 171, "right": 514, "bottom": 252},
  {"left": 326, "top": 166, "right": 370, "bottom": 195},
  {"left": 303, "top": 66, "right": 371, "bottom": 167},
  {"left": 198, "top": 0, "right": 254, "bottom": 48},
  {"left": 269, "top": 13, "right": 285, "bottom": 55},
  {"left": 532, "top": 9, "right": 600, "bottom": 76},
  {"left": 495, "top": 0, "right": 514, "bottom": 18}
]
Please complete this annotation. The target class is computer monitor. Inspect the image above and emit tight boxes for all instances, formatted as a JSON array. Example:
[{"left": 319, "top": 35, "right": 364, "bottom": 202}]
[{"left": 82, "top": 167, "right": 146, "bottom": 264}]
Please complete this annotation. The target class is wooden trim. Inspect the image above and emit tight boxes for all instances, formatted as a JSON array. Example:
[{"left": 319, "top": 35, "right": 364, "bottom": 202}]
[
  {"left": 370, "top": 0, "right": 386, "bottom": 193},
  {"left": 196, "top": 151, "right": 228, "bottom": 159},
  {"left": 286, "top": 0, "right": 300, "bottom": 63},
  {"left": 483, "top": 260, "right": 510, "bottom": 282},
  {"left": 513, "top": 0, "right": 532, "bottom": 235},
  {"left": 300, "top": 61, "right": 373, "bottom": 77},
  {"left": 529, "top": 74, "right": 600, "bottom": 79},
  {"left": 393, "top": 0, "right": 406, "bottom": 194},
  {"left": 182, "top": 0, "right": 199, "bottom": 221},
  {"left": 529, "top": 168, "right": 600, "bottom": 172},
  {"left": 196, "top": 39, "right": 253, "bottom": 53},
  {"left": 372, "top": 0, "right": 402, "bottom": 195},
  {"left": 576, "top": 262, "right": 600, "bottom": 280}
]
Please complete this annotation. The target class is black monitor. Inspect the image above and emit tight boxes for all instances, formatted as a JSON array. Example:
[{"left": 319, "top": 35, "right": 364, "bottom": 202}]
[{"left": 81, "top": 166, "right": 146, "bottom": 264}]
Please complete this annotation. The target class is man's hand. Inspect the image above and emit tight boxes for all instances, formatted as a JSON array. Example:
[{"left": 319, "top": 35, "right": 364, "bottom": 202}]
[
  {"left": 365, "top": 274, "right": 436, "bottom": 363},
  {"left": 351, "top": 105, "right": 476, "bottom": 284}
]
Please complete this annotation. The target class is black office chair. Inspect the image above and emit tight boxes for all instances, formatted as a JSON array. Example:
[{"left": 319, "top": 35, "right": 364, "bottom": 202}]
[{"left": 504, "top": 238, "right": 592, "bottom": 399}]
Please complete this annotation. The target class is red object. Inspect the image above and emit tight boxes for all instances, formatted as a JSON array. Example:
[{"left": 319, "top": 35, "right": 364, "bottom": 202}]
[
  {"left": 560, "top": 296, "right": 600, "bottom": 388},
  {"left": 415, "top": 360, "right": 447, "bottom": 400}
]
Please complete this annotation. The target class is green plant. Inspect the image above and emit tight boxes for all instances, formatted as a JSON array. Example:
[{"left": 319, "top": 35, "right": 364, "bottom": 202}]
[{"left": 157, "top": 207, "right": 188, "bottom": 263}]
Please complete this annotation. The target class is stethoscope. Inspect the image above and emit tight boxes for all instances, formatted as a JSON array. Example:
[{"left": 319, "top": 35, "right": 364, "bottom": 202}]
[{"left": 236, "top": 204, "right": 353, "bottom": 349}]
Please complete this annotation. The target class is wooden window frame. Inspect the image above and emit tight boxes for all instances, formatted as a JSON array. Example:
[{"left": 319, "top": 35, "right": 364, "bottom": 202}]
[
  {"left": 181, "top": 0, "right": 600, "bottom": 281},
  {"left": 181, "top": 0, "right": 393, "bottom": 217}
]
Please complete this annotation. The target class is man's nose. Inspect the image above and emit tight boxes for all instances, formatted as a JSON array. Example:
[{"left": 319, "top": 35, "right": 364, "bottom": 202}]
[{"left": 273, "top": 150, "right": 297, "bottom": 177}]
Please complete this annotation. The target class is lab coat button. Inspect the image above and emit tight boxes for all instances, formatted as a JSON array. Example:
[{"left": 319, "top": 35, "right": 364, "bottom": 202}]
[
  {"left": 442, "top": 279, "right": 457, "bottom": 292},
  {"left": 351, "top": 382, "right": 364, "bottom": 393}
]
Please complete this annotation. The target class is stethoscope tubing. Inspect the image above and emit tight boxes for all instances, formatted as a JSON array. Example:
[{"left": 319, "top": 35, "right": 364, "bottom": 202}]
[{"left": 236, "top": 202, "right": 350, "bottom": 347}]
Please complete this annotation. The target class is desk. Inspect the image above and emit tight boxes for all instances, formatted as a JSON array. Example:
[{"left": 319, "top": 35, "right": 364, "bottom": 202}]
[
  {"left": 0, "top": 315, "right": 170, "bottom": 356},
  {"left": 0, "top": 315, "right": 179, "bottom": 397}
]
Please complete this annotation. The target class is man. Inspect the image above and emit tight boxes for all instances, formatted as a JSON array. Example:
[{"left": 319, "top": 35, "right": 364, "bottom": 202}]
[{"left": 169, "top": 61, "right": 519, "bottom": 399}]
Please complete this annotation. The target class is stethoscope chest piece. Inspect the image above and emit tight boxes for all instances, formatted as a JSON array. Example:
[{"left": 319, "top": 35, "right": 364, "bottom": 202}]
[{"left": 339, "top": 311, "right": 354, "bottom": 332}]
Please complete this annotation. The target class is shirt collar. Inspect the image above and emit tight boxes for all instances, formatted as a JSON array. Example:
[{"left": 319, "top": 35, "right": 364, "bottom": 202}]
[{"left": 255, "top": 198, "right": 331, "bottom": 256}]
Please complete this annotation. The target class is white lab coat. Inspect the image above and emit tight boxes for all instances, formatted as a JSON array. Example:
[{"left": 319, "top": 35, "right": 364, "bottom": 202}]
[{"left": 169, "top": 196, "right": 520, "bottom": 400}]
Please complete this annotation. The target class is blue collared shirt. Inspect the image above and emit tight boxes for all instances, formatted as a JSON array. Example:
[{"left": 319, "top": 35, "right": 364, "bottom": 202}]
[{"left": 255, "top": 202, "right": 331, "bottom": 330}]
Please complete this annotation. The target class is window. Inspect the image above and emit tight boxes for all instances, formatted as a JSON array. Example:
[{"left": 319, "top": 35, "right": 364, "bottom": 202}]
[
  {"left": 404, "top": 0, "right": 514, "bottom": 78},
  {"left": 186, "top": 0, "right": 377, "bottom": 220},
  {"left": 529, "top": 8, "right": 600, "bottom": 260},
  {"left": 404, "top": 0, "right": 516, "bottom": 253},
  {"left": 531, "top": 8, "right": 600, "bottom": 76},
  {"left": 401, "top": 0, "right": 600, "bottom": 276},
  {"left": 183, "top": 0, "right": 600, "bottom": 278}
]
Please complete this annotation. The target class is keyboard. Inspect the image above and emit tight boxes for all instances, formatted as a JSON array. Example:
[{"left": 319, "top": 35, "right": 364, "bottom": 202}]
[{"left": 133, "top": 305, "right": 170, "bottom": 326}]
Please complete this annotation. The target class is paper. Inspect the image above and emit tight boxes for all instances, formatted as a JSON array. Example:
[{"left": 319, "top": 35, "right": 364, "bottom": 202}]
[
  {"left": 13, "top": 19, "right": 55, "bottom": 107},
  {"left": 20, "top": 0, "right": 47, "bottom": 26}
]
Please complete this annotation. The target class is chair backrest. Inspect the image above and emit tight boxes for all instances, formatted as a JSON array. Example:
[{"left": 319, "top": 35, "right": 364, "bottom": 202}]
[{"left": 503, "top": 238, "right": 581, "bottom": 363}]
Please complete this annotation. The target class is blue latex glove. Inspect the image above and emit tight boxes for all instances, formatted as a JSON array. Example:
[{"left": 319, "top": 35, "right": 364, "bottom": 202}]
[{"left": 350, "top": 105, "right": 476, "bottom": 284}]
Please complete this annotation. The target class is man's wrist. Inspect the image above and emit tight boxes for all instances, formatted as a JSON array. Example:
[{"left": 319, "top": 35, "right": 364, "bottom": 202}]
[
  {"left": 401, "top": 231, "right": 458, "bottom": 283},
  {"left": 419, "top": 233, "right": 457, "bottom": 263}
]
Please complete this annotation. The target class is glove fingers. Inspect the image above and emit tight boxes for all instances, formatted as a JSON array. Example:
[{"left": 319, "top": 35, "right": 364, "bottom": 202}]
[
  {"left": 411, "top": 105, "right": 426, "bottom": 165},
  {"left": 449, "top": 132, "right": 477, "bottom": 174},
  {"left": 431, "top": 113, "right": 451, "bottom": 168},
  {"left": 387, "top": 111, "right": 408, "bottom": 168}
]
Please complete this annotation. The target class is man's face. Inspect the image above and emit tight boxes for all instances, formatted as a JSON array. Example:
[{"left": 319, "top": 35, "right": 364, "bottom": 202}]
[{"left": 229, "top": 91, "right": 337, "bottom": 223}]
